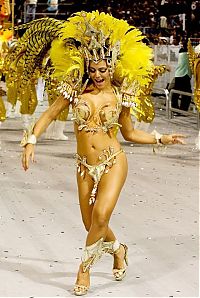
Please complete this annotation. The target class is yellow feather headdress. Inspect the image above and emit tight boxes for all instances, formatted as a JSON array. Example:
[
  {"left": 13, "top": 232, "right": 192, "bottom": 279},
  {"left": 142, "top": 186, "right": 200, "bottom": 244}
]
[{"left": 50, "top": 10, "right": 154, "bottom": 106}]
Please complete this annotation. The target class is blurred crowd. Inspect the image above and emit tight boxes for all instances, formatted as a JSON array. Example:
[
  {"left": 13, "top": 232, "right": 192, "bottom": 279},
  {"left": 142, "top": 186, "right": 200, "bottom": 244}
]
[{"left": 13, "top": 0, "right": 200, "bottom": 45}]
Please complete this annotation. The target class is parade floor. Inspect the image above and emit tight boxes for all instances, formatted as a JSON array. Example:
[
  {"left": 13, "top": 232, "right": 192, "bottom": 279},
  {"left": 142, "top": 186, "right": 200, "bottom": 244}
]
[{"left": 0, "top": 107, "right": 199, "bottom": 297}]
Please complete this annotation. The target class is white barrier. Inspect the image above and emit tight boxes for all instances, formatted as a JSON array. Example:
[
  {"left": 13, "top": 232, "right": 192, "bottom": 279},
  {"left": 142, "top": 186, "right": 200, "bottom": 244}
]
[
  {"left": 153, "top": 45, "right": 180, "bottom": 89},
  {"left": 166, "top": 89, "right": 199, "bottom": 128}
]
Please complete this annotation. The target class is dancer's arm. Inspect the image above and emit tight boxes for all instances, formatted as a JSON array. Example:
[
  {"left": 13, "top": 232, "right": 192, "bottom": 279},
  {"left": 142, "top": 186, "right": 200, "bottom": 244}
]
[
  {"left": 31, "top": 96, "right": 69, "bottom": 138},
  {"left": 22, "top": 96, "right": 70, "bottom": 171},
  {"left": 119, "top": 106, "right": 185, "bottom": 145}
]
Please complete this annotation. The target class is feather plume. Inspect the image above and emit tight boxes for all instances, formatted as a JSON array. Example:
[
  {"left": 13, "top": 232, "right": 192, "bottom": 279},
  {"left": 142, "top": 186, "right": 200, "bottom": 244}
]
[{"left": 50, "top": 39, "right": 84, "bottom": 86}]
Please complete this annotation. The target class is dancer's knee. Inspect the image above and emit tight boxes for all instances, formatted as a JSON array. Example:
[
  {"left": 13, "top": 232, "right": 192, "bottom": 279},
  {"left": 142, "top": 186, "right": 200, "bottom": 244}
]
[{"left": 92, "top": 209, "right": 109, "bottom": 229}]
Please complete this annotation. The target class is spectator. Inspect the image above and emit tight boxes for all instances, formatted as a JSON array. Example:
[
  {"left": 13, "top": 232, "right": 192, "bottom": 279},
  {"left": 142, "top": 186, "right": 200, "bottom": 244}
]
[
  {"left": 171, "top": 41, "right": 192, "bottom": 112},
  {"left": 160, "top": 15, "right": 168, "bottom": 29},
  {"left": 25, "top": 0, "right": 37, "bottom": 22},
  {"left": 17, "top": 0, "right": 199, "bottom": 40},
  {"left": 47, "top": 0, "right": 58, "bottom": 13}
]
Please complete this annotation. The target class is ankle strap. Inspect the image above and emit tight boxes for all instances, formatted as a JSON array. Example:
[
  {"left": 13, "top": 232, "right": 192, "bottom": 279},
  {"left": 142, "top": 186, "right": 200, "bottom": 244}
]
[
  {"left": 82, "top": 238, "right": 104, "bottom": 272},
  {"left": 102, "top": 239, "right": 120, "bottom": 254}
]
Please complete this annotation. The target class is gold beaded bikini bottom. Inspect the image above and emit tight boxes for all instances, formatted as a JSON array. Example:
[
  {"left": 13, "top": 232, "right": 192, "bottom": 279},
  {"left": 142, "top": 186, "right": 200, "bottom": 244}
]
[{"left": 75, "top": 147, "right": 123, "bottom": 205}]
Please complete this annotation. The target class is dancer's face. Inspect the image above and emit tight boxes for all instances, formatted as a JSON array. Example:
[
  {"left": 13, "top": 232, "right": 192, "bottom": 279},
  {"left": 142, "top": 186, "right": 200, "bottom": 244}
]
[{"left": 89, "top": 60, "right": 111, "bottom": 90}]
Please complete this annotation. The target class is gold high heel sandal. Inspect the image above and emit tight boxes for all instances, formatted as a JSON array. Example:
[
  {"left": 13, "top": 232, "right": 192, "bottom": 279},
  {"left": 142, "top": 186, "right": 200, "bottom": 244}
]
[
  {"left": 113, "top": 243, "right": 128, "bottom": 281},
  {"left": 74, "top": 238, "right": 104, "bottom": 295},
  {"left": 73, "top": 268, "right": 90, "bottom": 296},
  {"left": 73, "top": 284, "right": 89, "bottom": 296},
  {"left": 73, "top": 264, "right": 90, "bottom": 296}
]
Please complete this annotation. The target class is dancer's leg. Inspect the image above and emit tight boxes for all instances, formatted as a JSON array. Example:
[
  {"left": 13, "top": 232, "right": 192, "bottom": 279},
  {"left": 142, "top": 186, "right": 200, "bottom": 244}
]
[
  {"left": 75, "top": 152, "right": 128, "bottom": 292},
  {"left": 75, "top": 169, "right": 118, "bottom": 291},
  {"left": 77, "top": 169, "right": 119, "bottom": 241},
  {"left": 86, "top": 152, "right": 127, "bottom": 245}
]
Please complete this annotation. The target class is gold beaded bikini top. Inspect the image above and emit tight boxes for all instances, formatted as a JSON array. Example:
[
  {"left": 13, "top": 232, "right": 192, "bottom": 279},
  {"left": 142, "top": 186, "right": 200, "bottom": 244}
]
[{"left": 72, "top": 87, "right": 122, "bottom": 133}]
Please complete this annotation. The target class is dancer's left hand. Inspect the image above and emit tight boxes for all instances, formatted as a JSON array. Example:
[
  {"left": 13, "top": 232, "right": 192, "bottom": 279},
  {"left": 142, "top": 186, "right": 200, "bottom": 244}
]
[{"left": 161, "top": 134, "right": 186, "bottom": 145}]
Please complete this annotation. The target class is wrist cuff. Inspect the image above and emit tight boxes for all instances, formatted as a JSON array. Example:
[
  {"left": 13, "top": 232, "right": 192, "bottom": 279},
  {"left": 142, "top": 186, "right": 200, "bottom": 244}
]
[
  {"left": 152, "top": 129, "right": 163, "bottom": 145},
  {"left": 20, "top": 132, "right": 37, "bottom": 147},
  {"left": 27, "top": 134, "right": 37, "bottom": 145}
]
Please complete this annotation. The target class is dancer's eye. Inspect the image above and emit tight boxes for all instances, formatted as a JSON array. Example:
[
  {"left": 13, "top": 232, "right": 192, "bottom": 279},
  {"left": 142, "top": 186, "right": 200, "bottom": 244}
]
[
  {"left": 99, "top": 68, "right": 107, "bottom": 73},
  {"left": 89, "top": 67, "right": 96, "bottom": 73},
  {"left": 89, "top": 67, "right": 107, "bottom": 73}
]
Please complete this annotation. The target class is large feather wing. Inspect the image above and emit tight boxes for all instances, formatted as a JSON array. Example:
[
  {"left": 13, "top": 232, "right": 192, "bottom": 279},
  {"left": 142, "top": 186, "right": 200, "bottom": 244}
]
[{"left": 8, "top": 18, "right": 66, "bottom": 90}]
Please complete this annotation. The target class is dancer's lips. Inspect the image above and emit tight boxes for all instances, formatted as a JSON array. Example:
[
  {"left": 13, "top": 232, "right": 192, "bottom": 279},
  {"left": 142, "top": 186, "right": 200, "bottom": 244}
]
[{"left": 95, "top": 79, "right": 104, "bottom": 85}]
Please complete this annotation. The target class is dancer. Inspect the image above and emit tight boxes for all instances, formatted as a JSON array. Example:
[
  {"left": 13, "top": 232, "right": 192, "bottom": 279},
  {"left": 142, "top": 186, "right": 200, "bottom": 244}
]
[
  {"left": 20, "top": 12, "right": 185, "bottom": 296},
  {"left": 188, "top": 39, "right": 200, "bottom": 112},
  {"left": 0, "top": 87, "right": 6, "bottom": 124},
  {"left": 44, "top": 76, "right": 69, "bottom": 140}
]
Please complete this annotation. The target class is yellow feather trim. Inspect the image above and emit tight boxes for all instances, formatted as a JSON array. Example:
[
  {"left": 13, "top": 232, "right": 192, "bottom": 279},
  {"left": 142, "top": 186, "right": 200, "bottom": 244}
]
[{"left": 50, "top": 39, "right": 84, "bottom": 85}]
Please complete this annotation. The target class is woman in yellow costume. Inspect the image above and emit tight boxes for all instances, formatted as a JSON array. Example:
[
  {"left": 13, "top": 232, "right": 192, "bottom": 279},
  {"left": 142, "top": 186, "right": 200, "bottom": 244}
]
[
  {"left": 187, "top": 40, "right": 200, "bottom": 150},
  {"left": 3, "top": 39, "right": 39, "bottom": 124},
  {"left": 0, "top": 85, "right": 6, "bottom": 123},
  {"left": 0, "top": 41, "right": 6, "bottom": 123},
  {"left": 20, "top": 12, "right": 185, "bottom": 296},
  {"left": 188, "top": 39, "right": 200, "bottom": 112}
]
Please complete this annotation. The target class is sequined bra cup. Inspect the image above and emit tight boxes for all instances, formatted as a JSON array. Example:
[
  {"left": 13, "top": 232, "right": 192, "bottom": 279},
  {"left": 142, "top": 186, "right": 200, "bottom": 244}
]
[{"left": 72, "top": 88, "right": 122, "bottom": 133}]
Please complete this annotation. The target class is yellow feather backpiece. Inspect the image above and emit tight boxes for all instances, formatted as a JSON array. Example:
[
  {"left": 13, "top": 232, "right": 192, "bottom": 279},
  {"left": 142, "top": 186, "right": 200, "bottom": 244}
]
[
  {"left": 131, "top": 65, "right": 168, "bottom": 122},
  {"left": 187, "top": 39, "right": 195, "bottom": 74},
  {"left": 193, "top": 57, "right": 200, "bottom": 111},
  {"left": 3, "top": 11, "right": 157, "bottom": 120},
  {"left": 187, "top": 39, "right": 200, "bottom": 111}
]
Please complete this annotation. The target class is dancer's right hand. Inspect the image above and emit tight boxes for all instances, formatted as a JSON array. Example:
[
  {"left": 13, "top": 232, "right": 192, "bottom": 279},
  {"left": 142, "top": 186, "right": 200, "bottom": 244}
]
[{"left": 22, "top": 144, "right": 35, "bottom": 171}]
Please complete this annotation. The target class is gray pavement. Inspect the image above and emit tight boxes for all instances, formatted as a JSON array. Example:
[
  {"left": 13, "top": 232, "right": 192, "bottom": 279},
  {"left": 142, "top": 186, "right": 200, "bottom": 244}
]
[{"left": 0, "top": 106, "right": 199, "bottom": 297}]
